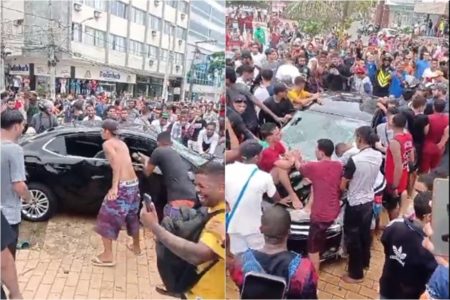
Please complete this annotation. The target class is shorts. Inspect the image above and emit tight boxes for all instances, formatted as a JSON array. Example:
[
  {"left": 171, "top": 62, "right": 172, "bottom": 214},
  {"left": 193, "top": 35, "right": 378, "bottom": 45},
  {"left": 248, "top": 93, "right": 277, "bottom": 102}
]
[
  {"left": 228, "top": 232, "right": 265, "bottom": 255},
  {"left": 307, "top": 221, "right": 333, "bottom": 254},
  {"left": 163, "top": 200, "right": 195, "bottom": 220},
  {"left": 382, "top": 189, "right": 401, "bottom": 211},
  {"left": 95, "top": 180, "right": 140, "bottom": 240}
]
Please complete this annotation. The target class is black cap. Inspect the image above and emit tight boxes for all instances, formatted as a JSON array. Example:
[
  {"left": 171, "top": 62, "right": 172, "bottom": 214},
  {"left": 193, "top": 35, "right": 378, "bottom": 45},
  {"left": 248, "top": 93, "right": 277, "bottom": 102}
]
[
  {"left": 102, "top": 119, "right": 119, "bottom": 135},
  {"left": 232, "top": 94, "right": 246, "bottom": 102},
  {"left": 239, "top": 139, "right": 263, "bottom": 160},
  {"left": 241, "top": 50, "right": 252, "bottom": 59}
]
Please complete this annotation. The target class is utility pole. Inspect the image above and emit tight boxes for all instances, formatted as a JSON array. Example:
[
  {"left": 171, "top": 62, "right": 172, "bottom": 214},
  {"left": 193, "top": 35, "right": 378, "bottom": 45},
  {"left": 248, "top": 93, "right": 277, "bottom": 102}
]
[
  {"left": 48, "top": 0, "right": 57, "bottom": 100},
  {"left": 0, "top": 0, "right": 5, "bottom": 91}
]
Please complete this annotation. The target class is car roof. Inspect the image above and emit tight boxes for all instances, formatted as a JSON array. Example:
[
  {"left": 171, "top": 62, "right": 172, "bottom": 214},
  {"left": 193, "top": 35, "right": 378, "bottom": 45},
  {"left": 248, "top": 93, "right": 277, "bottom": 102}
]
[{"left": 290, "top": 92, "right": 375, "bottom": 123}]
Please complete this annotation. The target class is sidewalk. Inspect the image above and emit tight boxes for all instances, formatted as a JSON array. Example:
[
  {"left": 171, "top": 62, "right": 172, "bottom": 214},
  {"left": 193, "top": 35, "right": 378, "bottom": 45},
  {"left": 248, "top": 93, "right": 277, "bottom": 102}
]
[{"left": 15, "top": 215, "right": 174, "bottom": 299}]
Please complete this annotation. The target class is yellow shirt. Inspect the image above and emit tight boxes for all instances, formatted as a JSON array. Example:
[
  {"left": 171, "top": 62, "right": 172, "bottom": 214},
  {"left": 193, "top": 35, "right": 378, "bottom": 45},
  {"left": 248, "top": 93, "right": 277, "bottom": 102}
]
[
  {"left": 186, "top": 202, "right": 226, "bottom": 300},
  {"left": 287, "top": 88, "right": 312, "bottom": 105}
]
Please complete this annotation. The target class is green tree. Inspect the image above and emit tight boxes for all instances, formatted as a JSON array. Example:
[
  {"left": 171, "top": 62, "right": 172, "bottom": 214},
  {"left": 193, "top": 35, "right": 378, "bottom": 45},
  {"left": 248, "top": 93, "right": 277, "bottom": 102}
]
[
  {"left": 286, "top": 0, "right": 374, "bottom": 35},
  {"left": 226, "top": 0, "right": 269, "bottom": 9},
  {"left": 208, "top": 51, "right": 225, "bottom": 79}
]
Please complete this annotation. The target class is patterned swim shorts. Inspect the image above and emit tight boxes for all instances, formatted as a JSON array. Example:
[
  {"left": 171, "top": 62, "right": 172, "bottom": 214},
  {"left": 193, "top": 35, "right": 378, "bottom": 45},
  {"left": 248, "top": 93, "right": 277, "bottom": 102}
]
[{"left": 95, "top": 180, "right": 140, "bottom": 240}]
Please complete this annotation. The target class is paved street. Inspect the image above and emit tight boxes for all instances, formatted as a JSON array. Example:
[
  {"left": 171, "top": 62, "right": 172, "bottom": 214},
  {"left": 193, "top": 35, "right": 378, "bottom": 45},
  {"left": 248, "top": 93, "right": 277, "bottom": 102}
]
[
  {"left": 15, "top": 215, "right": 174, "bottom": 300},
  {"left": 227, "top": 232, "right": 385, "bottom": 300}
]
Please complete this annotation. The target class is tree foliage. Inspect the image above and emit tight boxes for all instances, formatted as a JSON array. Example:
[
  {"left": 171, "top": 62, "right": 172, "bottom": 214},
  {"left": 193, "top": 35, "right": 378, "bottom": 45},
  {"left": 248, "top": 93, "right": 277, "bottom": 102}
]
[
  {"left": 208, "top": 51, "right": 225, "bottom": 76},
  {"left": 226, "top": 0, "right": 269, "bottom": 9},
  {"left": 286, "top": 0, "right": 375, "bottom": 35}
]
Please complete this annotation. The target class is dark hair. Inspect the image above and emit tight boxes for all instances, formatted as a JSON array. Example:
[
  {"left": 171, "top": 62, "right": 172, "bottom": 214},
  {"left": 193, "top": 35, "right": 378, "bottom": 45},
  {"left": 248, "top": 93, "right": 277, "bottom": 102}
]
[
  {"left": 196, "top": 161, "right": 224, "bottom": 178},
  {"left": 273, "top": 83, "right": 287, "bottom": 95},
  {"left": 261, "top": 205, "right": 291, "bottom": 244},
  {"left": 416, "top": 169, "right": 448, "bottom": 191},
  {"left": 317, "top": 139, "right": 334, "bottom": 157},
  {"left": 1, "top": 109, "right": 24, "bottom": 129},
  {"left": 434, "top": 99, "right": 446, "bottom": 113},
  {"left": 386, "top": 106, "right": 399, "bottom": 116},
  {"left": 411, "top": 94, "right": 427, "bottom": 109},
  {"left": 392, "top": 113, "right": 407, "bottom": 128},
  {"left": 106, "top": 106, "right": 115, "bottom": 113},
  {"left": 294, "top": 76, "right": 306, "bottom": 85},
  {"left": 157, "top": 131, "right": 172, "bottom": 143},
  {"left": 260, "top": 69, "right": 273, "bottom": 81},
  {"left": 355, "top": 126, "right": 379, "bottom": 147},
  {"left": 260, "top": 122, "right": 278, "bottom": 139},
  {"left": 414, "top": 191, "right": 432, "bottom": 219},
  {"left": 226, "top": 66, "right": 237, "bottom": 83},
  {"left": 206, "top": 122, "right": 216, "bottom": 128}
]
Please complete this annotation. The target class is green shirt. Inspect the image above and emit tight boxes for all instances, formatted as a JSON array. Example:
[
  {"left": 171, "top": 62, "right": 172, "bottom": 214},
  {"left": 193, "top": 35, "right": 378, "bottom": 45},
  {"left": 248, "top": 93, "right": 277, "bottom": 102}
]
[{"left": 258, "top": 140, "right": 269, "bottom": 149}]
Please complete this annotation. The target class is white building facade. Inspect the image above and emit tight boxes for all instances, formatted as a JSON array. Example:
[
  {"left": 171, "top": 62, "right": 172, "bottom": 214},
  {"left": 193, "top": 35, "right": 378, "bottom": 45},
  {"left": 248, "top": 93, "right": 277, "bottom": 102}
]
[
  {"left": 1, "top": 0, "right": 192, "bottom": 101},
  {"left": 184, "top": 0, "right": 225, "bottom": 102}
]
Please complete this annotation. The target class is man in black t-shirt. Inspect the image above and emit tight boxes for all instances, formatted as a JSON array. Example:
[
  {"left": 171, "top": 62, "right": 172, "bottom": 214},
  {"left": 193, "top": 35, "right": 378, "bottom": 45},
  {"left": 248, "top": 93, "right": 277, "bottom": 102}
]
[
  {"left": 1, "top": 212, "right": 22, "bottom": 299},
  {"left": 259, "top": 83, "right": 295, "bottom": 125},
  {"left": 379, "top": 191, "right": 437, "bottom": 299}
]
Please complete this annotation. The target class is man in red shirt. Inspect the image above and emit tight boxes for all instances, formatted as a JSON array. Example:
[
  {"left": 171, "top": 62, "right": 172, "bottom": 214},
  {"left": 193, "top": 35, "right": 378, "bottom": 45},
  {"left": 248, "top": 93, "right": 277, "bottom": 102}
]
[
  {"left": 258, "top": 122, "right": 302, "bottom": 209},
  {"left": 384, "top": 113, "right": 415, "bottom": 220},
  {"left": 295, "top": 139, "right": 342, "bottom": 273},
  {"left": 420, "top": 99, "right": 449, "bottom": 173}
]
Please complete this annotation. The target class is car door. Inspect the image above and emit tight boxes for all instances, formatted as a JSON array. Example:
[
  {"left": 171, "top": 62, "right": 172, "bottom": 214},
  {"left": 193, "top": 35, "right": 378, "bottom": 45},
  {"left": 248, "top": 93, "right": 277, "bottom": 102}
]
[{"left": 44, "top": 132, "right": 111, "bottom": 213}]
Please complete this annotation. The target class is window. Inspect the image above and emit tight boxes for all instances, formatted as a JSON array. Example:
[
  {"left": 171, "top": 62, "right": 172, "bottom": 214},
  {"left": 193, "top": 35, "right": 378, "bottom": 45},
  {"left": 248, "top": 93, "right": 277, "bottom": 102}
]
[
  {"left": 190, "top": 20, "right": 206, "bottom": 36},
  {"left": 174, "top": 53, "right": 184, "bottom": 64},
  {"left": 148, "top": 14, "right": 161, "bottom": 31},
  {"left": 109, "top": 34, "right": 126, "bottom": 52},
  {"left": 175, "top": 27, "right": 186, "bottom": 40},
  {"left": 72, "top": 23, "right": 82, "bottom": 42},
  {"left": 110, "top": 0, "right": 128, "bottom": 19},
  {"left": 166, "top": 0, "right": 177, "bottom": 8},
  {"left": 84, "top": 27, "right": 106, "bottom": 47},
  {"left": 192, "top": 1, "right": 210, "bottom": 14},
  {"left": 146, "top": 45, "right": 159, "bottom": 58},
  {"left": 46, "top": 134, "right": 104, "bottom": 158},
  {"left": 178, "top": 1, "right": 188, "bottom": 14},
  {"left": 123, "top": 136, "right": 157, "bottom": 157},
  {"left": 84, "top": 0, "right": 106, "bottom": 11},
  {"left": 129, "top": 40, "right": 144, "bottom": 56},
  {"left": 131, "top": 7, "right": 145, "bottom": 25},
  {"left": 163, "top": 21, "right": 174, "bottom": 35},
  {"left": 160, "top": 49, "right": 168, "bottom": 61}
]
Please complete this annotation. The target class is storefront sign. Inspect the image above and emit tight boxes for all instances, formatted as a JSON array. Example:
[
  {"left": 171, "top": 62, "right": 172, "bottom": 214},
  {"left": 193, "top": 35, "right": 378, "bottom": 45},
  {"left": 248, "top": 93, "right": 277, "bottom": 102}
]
[
  {"left": 75, "top": 66, "right": 136, "bottom": 84},
  {"left": 9, "top": 64, "right": 30, "bottom": 76},
  {"left": 34, "top": 64, "right": 71, "bottom": 78}
]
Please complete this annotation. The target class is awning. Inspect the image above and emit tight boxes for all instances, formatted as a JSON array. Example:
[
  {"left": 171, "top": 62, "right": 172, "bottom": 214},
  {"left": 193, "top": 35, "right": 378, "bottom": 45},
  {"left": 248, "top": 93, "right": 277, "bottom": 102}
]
[{"left": 414, "top": 2, "right": 449, "bottom": 15}]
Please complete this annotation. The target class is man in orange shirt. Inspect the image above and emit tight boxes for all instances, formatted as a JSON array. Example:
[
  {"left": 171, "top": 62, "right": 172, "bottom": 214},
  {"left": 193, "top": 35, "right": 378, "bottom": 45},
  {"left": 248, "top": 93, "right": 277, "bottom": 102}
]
[{"left": 287, "top": 76, "right": 321, "bottom": 109}]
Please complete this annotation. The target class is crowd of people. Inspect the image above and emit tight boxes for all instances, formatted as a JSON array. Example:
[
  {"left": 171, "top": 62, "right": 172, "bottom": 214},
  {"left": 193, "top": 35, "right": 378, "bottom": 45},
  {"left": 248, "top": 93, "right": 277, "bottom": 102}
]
[
  {"left": 0, "top": 90, "right": 226, "bottom": 158},
  {"left": 225, "top": 6, "right": 448, "bottom": 299}
]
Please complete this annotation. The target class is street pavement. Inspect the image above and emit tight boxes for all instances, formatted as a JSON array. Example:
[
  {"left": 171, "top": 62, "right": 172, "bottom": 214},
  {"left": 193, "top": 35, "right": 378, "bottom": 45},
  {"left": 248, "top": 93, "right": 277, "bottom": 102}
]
[{"left": 15, "top": 215, "right": 175, "bottom": 300}]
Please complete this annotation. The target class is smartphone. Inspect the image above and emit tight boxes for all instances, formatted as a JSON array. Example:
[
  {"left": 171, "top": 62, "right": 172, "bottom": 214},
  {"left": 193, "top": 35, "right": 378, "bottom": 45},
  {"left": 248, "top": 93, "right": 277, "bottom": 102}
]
[
  {"left": 431, "top": 178, "right": 449, "bottom": 256},
  {"left": 143, "top": 194, "right": 153, "bottom": 212}
]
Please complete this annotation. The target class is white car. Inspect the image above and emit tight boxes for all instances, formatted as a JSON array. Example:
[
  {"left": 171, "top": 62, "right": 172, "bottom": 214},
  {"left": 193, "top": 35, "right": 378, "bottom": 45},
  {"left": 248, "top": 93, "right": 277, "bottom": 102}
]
[{"left": 378, "top": 28, "right": 398, "bottom": 38}]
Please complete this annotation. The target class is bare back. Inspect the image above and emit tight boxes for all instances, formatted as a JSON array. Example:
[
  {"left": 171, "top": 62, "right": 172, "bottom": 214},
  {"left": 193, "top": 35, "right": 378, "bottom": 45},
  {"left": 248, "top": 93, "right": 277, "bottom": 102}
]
[{"left": 103, "top": 138, "right": 137, "bottom": 182}]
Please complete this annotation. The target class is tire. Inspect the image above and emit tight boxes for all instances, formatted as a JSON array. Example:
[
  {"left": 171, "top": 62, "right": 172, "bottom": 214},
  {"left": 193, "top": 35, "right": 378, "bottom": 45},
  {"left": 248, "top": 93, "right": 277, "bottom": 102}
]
[{"left": 21, "top": 183, "right": 57, "bottom": 222}]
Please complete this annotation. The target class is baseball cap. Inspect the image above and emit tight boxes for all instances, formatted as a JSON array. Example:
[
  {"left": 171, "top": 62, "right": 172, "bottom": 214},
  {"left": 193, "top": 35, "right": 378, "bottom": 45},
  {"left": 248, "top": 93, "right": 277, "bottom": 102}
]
[
  {"left": 239, "top": 139, "right": 263, "bottom": 160},
  {"left": 241, "top": 50, "right": 252, "bottom": 59},
  {"left": 102, "top": 119, "right": 119, "bottom": 135}
]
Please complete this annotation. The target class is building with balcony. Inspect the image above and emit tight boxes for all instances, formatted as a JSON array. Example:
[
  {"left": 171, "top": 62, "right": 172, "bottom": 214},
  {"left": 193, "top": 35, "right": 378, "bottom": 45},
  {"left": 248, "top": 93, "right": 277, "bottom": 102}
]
[
  {"left": 1, "top": 0, "right": 191, "bottom": 100},
  {"left": 184, "top": 0, "right": 225, "bottom": 102}
]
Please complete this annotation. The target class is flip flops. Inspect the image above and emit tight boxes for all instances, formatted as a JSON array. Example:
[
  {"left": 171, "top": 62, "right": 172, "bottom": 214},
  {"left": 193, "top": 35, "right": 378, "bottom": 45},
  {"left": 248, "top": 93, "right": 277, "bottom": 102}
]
[
  {"left": 126, "top": 244, "right": 144, "bottom": 256},
  {"left": 91, "top": 256, "right": 116, "bottom": 267}
]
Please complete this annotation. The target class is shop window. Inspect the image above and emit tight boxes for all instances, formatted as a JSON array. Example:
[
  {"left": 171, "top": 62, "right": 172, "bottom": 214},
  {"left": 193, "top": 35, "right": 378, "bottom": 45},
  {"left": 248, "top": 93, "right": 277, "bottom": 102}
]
[
  {"left": 109, "top": 34, "right": 126, "bottom": 52},
  {"left": 149, "top": 14, "right": 161, "bottom": 31},
  {"left": 72, "top": 23, "right": 82, "bottom": 42},
  {"left": 110, "top": 0, "right": 128, "bottom": 19},
  {"left": 131, "top": 7, "right": 145, "bottom": 25},
  {"left": 146, "top": 45, "right": 159, "bottom": 59}
]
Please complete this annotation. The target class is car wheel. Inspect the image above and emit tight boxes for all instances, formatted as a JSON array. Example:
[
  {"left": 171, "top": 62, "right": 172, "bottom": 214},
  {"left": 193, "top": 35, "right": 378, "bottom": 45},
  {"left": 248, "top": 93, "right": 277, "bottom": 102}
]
[{"left": 21, "top": 183, "right": 57, "bottom": 222}]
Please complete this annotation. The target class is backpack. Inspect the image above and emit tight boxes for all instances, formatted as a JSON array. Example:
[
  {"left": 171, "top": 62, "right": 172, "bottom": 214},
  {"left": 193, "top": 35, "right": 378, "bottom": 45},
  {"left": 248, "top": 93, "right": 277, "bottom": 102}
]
[{"left": 156, "top": 206, "right": 225, "bottom": 294}]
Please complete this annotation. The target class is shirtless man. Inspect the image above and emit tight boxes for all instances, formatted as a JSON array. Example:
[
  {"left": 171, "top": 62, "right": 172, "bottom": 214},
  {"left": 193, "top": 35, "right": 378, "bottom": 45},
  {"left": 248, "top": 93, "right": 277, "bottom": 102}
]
[{"left": 92, "top": 120, "right": 141, "bottom": 267}]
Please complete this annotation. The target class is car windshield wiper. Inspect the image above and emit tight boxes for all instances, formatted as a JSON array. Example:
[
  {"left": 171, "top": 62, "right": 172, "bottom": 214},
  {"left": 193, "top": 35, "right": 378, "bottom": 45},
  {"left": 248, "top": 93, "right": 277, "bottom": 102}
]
[{"left": 292, "top": 117, "right": 302, "bottom": 126}]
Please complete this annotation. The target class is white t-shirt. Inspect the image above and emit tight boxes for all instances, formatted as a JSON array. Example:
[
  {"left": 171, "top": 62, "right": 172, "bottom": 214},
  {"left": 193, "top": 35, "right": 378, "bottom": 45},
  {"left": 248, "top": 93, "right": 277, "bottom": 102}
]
[
  {"left": 251, "top": 53, "right": 266, "bottom": 68},
  {"left": 275, "top": 64, "right": 300, "bottom": 83},
  {"left": 196, "top": 129, "right": 219, "bottom": 155},
  {"left": 83, "top": 115, "right": 102, "bottom": 121},
  {"left": 151, "top": 119, "right": 170, "bottom": 133},
  {"left": 254, "top": 85, "right": 270, "bottom": 103},
  {"left": 226, "top": 162, "right": 277, "bottom": 236}
]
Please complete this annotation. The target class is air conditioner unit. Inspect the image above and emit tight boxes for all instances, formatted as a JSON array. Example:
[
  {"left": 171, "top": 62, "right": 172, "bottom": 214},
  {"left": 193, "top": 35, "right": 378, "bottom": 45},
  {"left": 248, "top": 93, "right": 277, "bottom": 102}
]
[
  {"left": 175, "top": 65, "right": 180, "bottom": 71},
  {"left": 94, "top": 10, "right": 102, "bottom": 19},
  {"left": 151, "top": 30, "right": 157, "bottom": 37},
  {"left": 13, "top": 19, "right": 24, "bottom": 26},
  {"left": 73, "top": 3, "right": 82, "bottom": 12},
  {"left": 178, "top": 39, "right": 182, "bottom": 46},
  {"left": 149, "top": 60, "right": 154, "bottom": 66},
  {"left": 154, "top": 0, "right": 160, "bottom": 7},
  {"left": 180, "top": 13, "right": 186, "bottom": 20}
]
